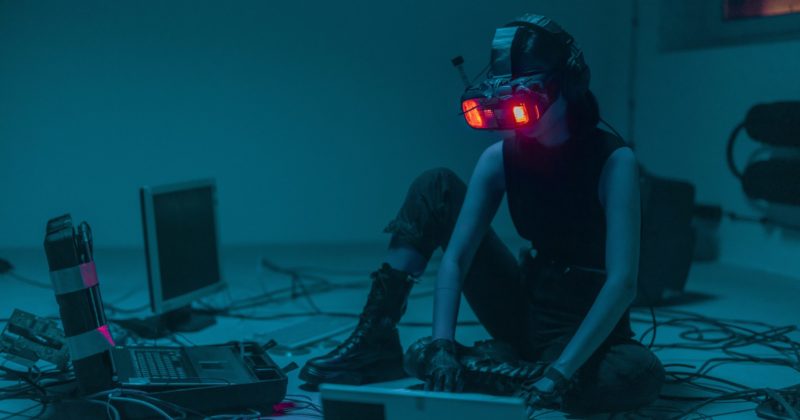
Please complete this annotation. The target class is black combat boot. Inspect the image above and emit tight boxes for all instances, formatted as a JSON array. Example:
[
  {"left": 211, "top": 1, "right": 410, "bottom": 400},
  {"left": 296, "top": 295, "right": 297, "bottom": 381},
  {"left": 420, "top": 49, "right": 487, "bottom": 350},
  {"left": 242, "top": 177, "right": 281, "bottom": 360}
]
[{"left": 299, "top": 263, "right": 415, "bottom": 386}]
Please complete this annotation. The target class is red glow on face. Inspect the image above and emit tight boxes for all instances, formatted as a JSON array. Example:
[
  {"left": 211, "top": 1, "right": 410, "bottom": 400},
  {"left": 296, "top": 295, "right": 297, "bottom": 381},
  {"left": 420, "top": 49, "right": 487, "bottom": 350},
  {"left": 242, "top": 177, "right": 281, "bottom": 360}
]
[
  {"left": 512, "top": 104, "right": 529, "bottom": 124},
  {"left": 462, "top": 99, "right": 485, "bottom": 129}
]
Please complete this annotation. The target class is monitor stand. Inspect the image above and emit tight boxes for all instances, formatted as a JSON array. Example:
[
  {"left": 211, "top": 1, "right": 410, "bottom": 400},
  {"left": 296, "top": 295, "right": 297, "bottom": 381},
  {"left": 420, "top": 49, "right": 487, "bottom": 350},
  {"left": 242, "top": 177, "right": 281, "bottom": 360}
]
[{"left": 113, "top": 306, "right": 216, "bottom": 339}]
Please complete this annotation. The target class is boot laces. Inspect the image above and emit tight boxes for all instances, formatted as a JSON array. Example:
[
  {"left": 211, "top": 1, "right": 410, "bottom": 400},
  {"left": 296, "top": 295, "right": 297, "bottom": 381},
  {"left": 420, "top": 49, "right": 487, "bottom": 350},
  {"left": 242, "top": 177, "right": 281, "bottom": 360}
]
[{"left": 335, "top": 272, "right": 391, "bottom": 349}]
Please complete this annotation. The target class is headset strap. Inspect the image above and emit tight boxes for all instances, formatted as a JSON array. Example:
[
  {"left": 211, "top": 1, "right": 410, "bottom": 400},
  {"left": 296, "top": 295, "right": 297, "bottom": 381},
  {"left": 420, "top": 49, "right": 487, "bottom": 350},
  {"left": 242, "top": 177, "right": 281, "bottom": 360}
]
[{"left": 490, "top": 26, "right": 520, "bottom": 78}]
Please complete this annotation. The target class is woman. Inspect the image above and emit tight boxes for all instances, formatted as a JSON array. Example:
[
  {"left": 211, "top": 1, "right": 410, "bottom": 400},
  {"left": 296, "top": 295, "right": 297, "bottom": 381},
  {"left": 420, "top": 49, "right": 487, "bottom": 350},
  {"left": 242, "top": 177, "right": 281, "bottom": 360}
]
[{"left": 301, "top": 14, "right": 664, "bottom": 414}]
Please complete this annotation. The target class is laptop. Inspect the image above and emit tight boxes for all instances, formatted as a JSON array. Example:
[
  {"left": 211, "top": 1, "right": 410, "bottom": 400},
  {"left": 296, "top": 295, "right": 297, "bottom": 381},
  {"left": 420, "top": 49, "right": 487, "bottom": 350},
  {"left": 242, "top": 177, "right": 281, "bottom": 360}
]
[
  {"left": 104, "top": 343, "right": 289, "bottom": 415},
  {"left": 320, "top": 384, "right": 529, "bottom": 420},
  {"left": 112, "top": 345, "right": 259, "bottom": 390}
]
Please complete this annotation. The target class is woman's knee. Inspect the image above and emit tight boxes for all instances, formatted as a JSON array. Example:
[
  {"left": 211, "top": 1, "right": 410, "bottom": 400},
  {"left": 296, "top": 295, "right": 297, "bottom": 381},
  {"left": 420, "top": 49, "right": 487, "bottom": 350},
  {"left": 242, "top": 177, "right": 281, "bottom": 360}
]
[
  {"left": 566, "top": 342, "right": 665, "bottom": 413},
  {"left": 603, "top": 343, "right": 664, "bottom": 403},
  {"left": 611, "top": 343, "right": 664, "bottom": 400},
  {"left": 408, "top": 167, "right": 466, "bottom": 199},
  {"left": 385, "top": 168, "right": 467, "bottom": 258}
]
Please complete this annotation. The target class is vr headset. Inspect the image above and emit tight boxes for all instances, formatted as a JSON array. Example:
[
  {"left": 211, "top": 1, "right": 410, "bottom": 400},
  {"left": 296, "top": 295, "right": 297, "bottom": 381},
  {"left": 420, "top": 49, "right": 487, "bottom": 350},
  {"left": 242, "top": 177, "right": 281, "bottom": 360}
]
[
  {"left": 456, "top": 14, "right": 590, "bottom": 131},
  {"left": 460, "top": 73, "right": 556, "bottom": 130}
]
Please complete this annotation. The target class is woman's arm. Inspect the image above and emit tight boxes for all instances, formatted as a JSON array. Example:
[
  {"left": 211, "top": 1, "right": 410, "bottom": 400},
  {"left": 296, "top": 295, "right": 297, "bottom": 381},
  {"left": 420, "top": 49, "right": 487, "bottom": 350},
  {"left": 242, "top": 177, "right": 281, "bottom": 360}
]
[
  {"left": 549, "top": 147, "right": 641, "bottom": 378},
  {"left": 432, "top": 141, "right": 506, "bottom": 341}
]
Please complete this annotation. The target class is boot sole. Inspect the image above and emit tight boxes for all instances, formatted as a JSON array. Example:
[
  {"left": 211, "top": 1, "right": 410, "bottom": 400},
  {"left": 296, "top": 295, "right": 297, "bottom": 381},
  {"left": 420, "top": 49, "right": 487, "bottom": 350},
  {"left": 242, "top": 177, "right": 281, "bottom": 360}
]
[{"left": 299, "top": 357, "right": 407, "bottom": 386}]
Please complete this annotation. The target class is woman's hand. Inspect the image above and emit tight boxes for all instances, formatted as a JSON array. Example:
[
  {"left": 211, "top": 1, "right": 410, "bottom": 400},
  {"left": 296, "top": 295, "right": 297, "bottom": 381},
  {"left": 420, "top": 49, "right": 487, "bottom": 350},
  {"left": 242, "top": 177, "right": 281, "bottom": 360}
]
[
  {"left": 422, "top": 338, "right": 464, "bottom": 392},
  {"left": 520, "top": 366, "right": 571, "bottom": 414}
]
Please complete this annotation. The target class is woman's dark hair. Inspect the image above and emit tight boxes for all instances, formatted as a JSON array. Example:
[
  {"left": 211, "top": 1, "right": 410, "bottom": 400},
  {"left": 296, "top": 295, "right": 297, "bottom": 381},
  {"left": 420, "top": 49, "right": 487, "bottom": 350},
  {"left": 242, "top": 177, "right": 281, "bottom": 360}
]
[
  {"left": 566, "top": 89, "right": 600, "bottom": 136},
  {"left": 510, "top": 26, "right": 600, "bottom": 136}
]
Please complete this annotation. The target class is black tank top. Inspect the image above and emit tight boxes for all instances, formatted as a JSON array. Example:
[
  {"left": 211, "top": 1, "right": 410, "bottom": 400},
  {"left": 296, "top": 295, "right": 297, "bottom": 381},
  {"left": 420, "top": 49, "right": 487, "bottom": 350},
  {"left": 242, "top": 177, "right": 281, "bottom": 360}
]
[{"left": 503, "top": 128, "right": 628, "bottom": 269}]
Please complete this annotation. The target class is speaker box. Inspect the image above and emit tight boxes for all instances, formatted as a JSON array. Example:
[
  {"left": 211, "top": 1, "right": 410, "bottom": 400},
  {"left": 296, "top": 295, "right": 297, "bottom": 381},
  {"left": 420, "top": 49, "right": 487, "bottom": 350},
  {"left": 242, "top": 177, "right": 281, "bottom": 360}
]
[{"left": 635, "top": 171, "right": 696, "bottom": 306}]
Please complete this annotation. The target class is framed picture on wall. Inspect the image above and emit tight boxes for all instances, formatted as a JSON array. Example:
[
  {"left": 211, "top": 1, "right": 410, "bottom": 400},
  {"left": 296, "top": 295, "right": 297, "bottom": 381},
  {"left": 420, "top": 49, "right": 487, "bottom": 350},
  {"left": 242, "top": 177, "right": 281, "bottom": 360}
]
[
  {"left": 723, "top": 0, "right": 800, "bottom": 20},
  {"left": 660, "top": 0, "right": 800, "bottom": 51}
]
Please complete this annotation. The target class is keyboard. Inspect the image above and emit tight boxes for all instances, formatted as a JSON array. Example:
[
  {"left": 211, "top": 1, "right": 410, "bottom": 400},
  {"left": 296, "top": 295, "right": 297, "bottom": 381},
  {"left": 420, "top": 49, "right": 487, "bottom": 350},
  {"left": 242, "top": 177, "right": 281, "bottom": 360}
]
[
  {"left": 132, "top": 348, "right": 190, "bottom": 380},
  {"left": 258, "top": 315, "right": 358, "bottom": 350}
]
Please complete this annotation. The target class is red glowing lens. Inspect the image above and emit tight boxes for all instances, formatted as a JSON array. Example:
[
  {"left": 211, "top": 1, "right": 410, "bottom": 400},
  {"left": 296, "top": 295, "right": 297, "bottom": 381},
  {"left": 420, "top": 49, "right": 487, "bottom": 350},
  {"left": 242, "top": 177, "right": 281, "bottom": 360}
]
[
  {"left": 462, "top": 99, "right": 485, "bottom": 129},
  {"left": 512, "top": 104, "right": 529, "bottom": 124}
]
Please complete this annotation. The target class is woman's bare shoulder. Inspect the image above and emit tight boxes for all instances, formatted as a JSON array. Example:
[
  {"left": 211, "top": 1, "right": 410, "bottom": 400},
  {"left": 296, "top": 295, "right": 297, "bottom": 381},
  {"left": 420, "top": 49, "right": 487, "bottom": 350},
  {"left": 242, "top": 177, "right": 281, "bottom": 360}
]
[{"left": 474, "top": 140, "right": 505, "bottom": 190}]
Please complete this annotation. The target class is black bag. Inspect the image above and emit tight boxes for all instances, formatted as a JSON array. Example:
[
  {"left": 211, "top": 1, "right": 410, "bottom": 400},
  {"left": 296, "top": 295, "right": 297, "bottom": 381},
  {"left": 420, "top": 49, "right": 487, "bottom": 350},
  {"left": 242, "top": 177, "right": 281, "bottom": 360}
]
[{"left": 635, "top": 170, "right": 696, "bottom": 306}]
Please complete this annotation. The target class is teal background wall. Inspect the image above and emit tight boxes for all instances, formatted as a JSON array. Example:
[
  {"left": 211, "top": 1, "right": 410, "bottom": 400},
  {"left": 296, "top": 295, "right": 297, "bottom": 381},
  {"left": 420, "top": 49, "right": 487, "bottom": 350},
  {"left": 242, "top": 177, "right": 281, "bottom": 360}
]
[
  {"left": 632, "top": 0, "right": 800, "bottom": 278},
  {"left": 0, "top": 0, "right": 633, "bottom": 248}
]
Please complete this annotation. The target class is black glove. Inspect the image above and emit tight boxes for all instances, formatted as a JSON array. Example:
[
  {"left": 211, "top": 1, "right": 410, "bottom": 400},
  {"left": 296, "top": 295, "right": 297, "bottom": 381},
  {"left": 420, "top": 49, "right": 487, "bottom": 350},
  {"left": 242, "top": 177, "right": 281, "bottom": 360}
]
[
  {"left": 520, "top": 366, "right": 571, "bottom": 413},
  {"left": 422, "top": 338, "right": 464, "bottom": 392}
]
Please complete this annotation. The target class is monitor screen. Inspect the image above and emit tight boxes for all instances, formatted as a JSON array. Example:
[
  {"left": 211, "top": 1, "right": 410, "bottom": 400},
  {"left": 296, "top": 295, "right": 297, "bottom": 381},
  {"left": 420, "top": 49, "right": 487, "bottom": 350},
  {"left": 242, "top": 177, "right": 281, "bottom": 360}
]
[{"left": 146, "top": 183, "right": 221, "bottom": 307}]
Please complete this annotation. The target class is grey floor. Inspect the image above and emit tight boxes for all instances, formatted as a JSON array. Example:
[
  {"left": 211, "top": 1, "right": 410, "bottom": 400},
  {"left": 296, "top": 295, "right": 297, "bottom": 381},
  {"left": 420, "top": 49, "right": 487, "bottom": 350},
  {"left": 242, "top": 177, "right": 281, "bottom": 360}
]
[{"left": 0, "top": 243, "right": 798, "bottom": 419}]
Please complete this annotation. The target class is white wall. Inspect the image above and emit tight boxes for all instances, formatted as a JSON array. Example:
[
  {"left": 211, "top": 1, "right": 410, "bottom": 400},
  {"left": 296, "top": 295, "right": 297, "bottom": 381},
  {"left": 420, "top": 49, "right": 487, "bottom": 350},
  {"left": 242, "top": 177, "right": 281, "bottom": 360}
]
[
  {"left": 632, "top": 0, "right": 800, "bottom": 278},
  {"left": 0, "top": 0, "right": 633, "bottom": 248}
]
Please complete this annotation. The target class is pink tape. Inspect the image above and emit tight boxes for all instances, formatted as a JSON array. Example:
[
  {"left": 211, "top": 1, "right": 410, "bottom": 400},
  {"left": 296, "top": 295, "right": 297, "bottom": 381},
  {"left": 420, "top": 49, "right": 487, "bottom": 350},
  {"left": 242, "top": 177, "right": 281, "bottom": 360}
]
[
  {"left": 79, "top": 262, "right": 98, "bottom": 288},
  {"left": 97, "top": 324, "right": 115, "bottom": 346}
]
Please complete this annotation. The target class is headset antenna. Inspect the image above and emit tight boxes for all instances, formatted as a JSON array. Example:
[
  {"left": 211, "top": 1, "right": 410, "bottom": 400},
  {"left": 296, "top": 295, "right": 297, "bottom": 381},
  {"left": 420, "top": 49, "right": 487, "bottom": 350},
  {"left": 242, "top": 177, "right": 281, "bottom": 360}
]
[{"left": 451, "top": 56, "right": 471, "bottom": 88}]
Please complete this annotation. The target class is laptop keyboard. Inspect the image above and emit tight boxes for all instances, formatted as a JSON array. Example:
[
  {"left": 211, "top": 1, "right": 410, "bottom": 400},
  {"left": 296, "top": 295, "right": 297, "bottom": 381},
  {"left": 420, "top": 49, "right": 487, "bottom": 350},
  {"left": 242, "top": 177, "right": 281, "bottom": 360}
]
[{"left": 132, "top": 349, "right": 188, "bottom": 380}]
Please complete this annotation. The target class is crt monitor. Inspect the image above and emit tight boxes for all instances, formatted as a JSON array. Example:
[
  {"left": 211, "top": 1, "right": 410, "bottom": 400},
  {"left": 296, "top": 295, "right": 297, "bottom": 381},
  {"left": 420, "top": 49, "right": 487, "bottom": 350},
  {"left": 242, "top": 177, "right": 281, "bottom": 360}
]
[{"left": 137, "top": 179, "right": 226, "bottom": 335}]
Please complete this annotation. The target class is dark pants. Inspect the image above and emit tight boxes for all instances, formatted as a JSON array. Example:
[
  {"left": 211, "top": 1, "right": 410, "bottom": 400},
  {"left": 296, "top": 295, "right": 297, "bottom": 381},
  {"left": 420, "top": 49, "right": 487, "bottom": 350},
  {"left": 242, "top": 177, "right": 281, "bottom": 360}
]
[{"left": 384, "top": 168, "right": 665, "bottom": 414}]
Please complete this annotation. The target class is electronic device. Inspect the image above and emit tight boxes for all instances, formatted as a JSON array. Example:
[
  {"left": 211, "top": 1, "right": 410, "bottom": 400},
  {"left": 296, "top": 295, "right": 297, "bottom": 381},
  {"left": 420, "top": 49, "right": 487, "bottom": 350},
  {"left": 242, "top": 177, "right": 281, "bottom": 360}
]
[
  {"left": 453, "top": 14, "right": 589, "bottom": 131},
  {"left": 259, "top": 315, "right": 358, "bottom": 355},
  {"left": 44, "top": 214, "right": 117, "bottom": 395},
  {"left": 41, "top": 214, "right": 288, "bottom": 416},
  {"left": 117, "top": 179, "right": 226, "bottom": 338},
  {"left": 0, "top": 309, "right": 69, "bottom": 369},
  {"left": 109, "top": 341, "right": 288, "bottom": 416},
  {"left": 320, "top": 384, "right": 528, "bottom": 420},
  {"left": 53, "top": 341, "right": 289, "bottom": 418}
]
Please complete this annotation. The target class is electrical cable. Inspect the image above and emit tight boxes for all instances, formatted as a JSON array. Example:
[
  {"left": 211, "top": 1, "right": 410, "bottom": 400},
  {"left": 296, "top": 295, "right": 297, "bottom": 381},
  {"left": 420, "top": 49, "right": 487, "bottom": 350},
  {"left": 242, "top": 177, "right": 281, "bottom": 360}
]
[
  {"left": 631, "top": 307, "right": 800, "bottom": 362},
  {"left": 626, "top": 306, "right": 800, "bottom": 418},
  {"left": 726, "top": 122, "right": 746, "bottom": 179},
  {"left": 724, "top": 210, "right": 800, "bottom": 232},
  {"left": 5, "top": 254, "right": 797, "bottom": 419},
  {"left": 0, "top": 401, "right": 46, "bottom": 420},
  {"left": 6, "top": 305, "right": 798, "bottom": 419},
  {"left": 666, "top": 387, "right": 794, "bottom": 420},
  {"left": 89, "top": 388, "right": 200, "bottom": 418},
  {"left": 764, "top": 388, "right": 800, "bottom": 420},
  {"left": 202, "top": 410, "right": 262, "bottom": 420},
  {"left": 108, "top": 395, "right": 175, "bottom": 419},
  {"left": 291, "top": 273, "right": 323, "bottom": 315},
  {"left": 191, "top": 258, "right": 484, "bottom": 328},
  {"left": 640, "top": 305, "right": 657, "bottom": 349},
  {"left": 0, "top": 257, "right": 150, "bottom": 316},
  {"left": 2, "top": 272, "right": 51, "bottom": 289},
  {"left": 600, "top": 117, "right": 625, "bottom": 142},
  {"left": 91, "top": 389, "right": 324, "bottom": 420},
  {"left": 84, "top": 398, "right": 121, "bottom": 420}
]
